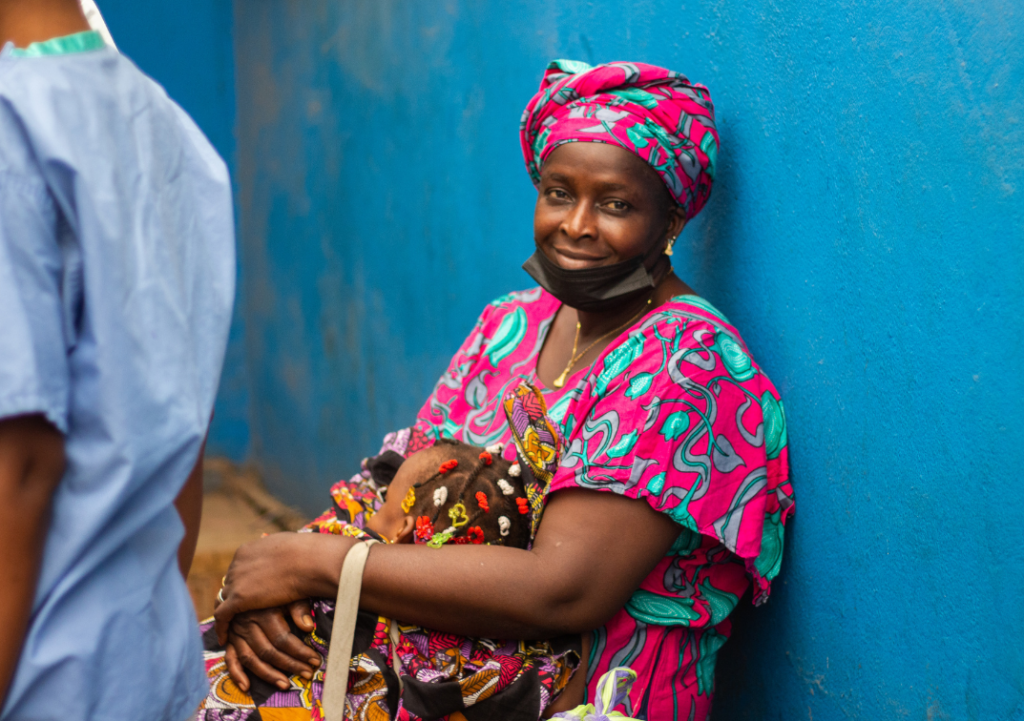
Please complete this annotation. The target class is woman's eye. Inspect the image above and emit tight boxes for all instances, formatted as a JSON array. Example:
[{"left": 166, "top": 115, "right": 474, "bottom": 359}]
[
  {"left": 547, "top": 188, "right": 571, "bottom": 201},
  {"left": 605, "top": 200, "right": 630, "bottom": 211}
]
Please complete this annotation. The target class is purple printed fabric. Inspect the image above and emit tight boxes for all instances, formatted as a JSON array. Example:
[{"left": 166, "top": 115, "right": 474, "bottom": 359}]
[
  {"left": 519, "top": 59, "right": 719, "bottom": 219},
  {"left": 415, "top": 289, "right": 793, "bottom": 720}
]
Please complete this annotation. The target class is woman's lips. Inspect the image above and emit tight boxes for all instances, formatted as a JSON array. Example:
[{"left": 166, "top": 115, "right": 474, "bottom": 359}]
[{"left": 551, "top": 247, "right": 611, "bottom": 269}]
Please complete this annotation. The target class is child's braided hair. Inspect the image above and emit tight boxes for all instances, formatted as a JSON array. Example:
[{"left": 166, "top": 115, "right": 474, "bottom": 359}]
[{"left": 405, "top": 438, "right": 532, "bottom": 549}]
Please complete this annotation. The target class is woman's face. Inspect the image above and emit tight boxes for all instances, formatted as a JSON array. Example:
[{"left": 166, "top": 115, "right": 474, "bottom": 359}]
[{"left": 533, "top": 142, "right": 685, "bottom": 270}]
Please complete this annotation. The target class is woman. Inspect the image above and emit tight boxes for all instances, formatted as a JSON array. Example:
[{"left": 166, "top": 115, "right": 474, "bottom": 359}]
[{"left": 214, "top": 59, "right": 794, "bottom": 720}]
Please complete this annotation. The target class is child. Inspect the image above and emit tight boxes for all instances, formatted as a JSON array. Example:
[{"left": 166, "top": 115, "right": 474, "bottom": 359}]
[{"left": 199, "top": 385, "right": 584, "bottom": 721}]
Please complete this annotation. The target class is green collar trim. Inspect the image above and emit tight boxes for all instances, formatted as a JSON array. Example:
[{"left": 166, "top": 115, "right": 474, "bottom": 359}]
[{"left": 10, "top": 30, "right": 106, "bottom": 58}]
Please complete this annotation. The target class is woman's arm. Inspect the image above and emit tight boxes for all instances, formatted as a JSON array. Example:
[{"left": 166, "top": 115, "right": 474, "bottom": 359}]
[
  {"left": 214, "top": 487, "right": 680, "bottom": 644},
  {"left": 361, "top": 488, "right": 680, "bottom": 637}
]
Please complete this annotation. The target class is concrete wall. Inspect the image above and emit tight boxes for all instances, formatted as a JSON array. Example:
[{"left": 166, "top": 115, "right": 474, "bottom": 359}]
[{"left": 99, "top": 0, "right": 251, "bottom": 460}]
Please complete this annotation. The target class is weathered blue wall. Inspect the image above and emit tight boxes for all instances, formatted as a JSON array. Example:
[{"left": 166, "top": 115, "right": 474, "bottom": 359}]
[
  {"left": 228, "top": 0, "right": 1024, "bottom": 718},
  {"left": 99, "top": 0, "right": 250, "bottom": 460}
]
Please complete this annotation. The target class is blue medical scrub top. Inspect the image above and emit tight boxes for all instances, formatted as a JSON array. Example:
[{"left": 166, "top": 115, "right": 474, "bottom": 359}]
[{"left": 0, "top": 32, "right": 235, "bottom": 720}]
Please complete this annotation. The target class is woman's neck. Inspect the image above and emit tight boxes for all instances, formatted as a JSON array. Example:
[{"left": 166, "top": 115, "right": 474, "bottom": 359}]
[{"left": 574, "top": 270, "right": 693, "bottom": 340}]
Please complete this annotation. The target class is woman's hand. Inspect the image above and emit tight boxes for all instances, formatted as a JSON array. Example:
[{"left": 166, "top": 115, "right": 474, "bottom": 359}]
[
  {"left": 213, "top": 531, "right": 355, "bottom": 644},
  {"left": 223, "top": 603, "right": 320, "bottom": 692}
]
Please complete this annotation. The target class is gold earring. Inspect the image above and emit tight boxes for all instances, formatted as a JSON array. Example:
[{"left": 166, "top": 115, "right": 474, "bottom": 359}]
[{"left": 664, "top": 236, "right": 677, "bottom": 256}]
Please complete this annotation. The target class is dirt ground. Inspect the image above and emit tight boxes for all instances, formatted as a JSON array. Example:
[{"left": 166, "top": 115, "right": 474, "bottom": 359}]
[{"left": 186, "top": 460, "right": 306, "bottom": 620}]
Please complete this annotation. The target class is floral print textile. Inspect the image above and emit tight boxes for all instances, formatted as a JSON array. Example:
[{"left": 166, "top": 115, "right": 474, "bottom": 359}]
[
  {"left": 416, "top": 288, "right": 793, "bottom": 720},
  {"left": 520, "top": 60, "right": 718, "bottom": 220}
]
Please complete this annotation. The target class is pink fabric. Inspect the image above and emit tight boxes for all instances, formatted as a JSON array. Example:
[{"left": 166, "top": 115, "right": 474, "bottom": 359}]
[
  {"left": 414, "top": 288, "right": 793, "bottom": 720},
  {"left": 519, "top": 60, "right": 719, "bottom": 219}
]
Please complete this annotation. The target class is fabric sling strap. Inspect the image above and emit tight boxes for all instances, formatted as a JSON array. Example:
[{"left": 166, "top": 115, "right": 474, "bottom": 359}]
[{"left": 321, "top": 540, "right": 376, "bottom": 720}]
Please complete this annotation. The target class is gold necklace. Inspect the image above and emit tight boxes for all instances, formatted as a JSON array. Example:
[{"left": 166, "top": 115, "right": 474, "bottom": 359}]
[{"left": 552, "top": 297, "right": 654, "bottom": 388}]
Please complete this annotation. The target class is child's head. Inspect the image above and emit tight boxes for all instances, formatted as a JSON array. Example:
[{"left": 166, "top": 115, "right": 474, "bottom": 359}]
[{"left": 365, "top": 439, "right": 532, "bottom": 549}]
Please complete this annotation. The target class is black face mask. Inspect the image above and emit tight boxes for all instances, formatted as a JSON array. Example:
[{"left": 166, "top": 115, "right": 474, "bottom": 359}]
[{"left": 522, "top": 248, "right": 669, "bottom": 313}]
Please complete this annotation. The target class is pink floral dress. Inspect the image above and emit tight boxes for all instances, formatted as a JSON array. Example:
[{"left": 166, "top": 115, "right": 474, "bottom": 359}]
[{"left": 414, "top": 288, "right": 793, "bottom": 721}]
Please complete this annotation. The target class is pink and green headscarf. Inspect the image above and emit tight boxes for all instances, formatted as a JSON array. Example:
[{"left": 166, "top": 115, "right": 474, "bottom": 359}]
[{"left": 520, "top": 59, "right": 719, "bottom": 220}]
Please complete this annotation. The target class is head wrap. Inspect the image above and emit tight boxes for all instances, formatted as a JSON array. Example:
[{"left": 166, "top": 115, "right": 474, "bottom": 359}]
[{"left": 520, "top": 59, "right": 719, "bottom": 220}]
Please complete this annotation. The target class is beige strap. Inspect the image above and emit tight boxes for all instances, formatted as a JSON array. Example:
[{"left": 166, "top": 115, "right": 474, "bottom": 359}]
[{"left": 321, "top": 540, "right": 375, "bottom": 721}]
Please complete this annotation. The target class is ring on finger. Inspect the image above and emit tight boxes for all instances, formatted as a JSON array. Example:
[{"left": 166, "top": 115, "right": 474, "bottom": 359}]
[{"left": 217, "top": 587, "right": 226, "bottom": 603}]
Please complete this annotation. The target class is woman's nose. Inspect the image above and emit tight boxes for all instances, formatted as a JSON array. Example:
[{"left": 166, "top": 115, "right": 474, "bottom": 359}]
[{"left": 561, "top": 200, "right": 597, "bottom": 241}]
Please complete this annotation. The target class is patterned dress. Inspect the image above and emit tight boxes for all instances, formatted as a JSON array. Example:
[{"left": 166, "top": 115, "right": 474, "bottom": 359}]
[
  {"left": 199, "top": 287, "right": 792, "bottom": 721},
  {"left": 415, "top": 288, "right": 793, "bottom": 721}
]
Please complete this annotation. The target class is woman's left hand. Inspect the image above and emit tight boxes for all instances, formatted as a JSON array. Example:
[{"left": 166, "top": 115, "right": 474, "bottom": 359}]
[{"left": 213, "top": 531, "right": 355, "bottom": 644}]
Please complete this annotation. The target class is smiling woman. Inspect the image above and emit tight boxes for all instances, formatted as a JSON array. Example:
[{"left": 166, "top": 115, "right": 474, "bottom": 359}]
[{"left": 208, "top": 60, "right": 793, "bottom": 721}]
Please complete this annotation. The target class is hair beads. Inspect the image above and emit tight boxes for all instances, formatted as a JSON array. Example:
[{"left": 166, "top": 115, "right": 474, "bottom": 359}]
[
  {"left": 455, "top": 526, "right": 485, "bottom": 545},
  {"left": 448, "top": 501, "right": 469, "bottom": 527},
  {"left": 427, "top": 530, "right": 453, "bottom": 548},
  {"left": 401, "top": 488, "right": 416, "bottom": 514},
  {"left": 415, "top": 516, "right": 434, "bottom": 543},
  {"left": 508, "top": 462, "right": 521, "bottom": 477},
  {"left": 405, "top": 438, "right": 527, "bottom": 550},
  {"left": 516, "top": 497, "right": 529, "bottom": 515},
  {"left": 433, "top": 487, "right": 448, "bottom": 506}
]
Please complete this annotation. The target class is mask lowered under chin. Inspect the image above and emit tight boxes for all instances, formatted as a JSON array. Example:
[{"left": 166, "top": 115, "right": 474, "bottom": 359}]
[{"left": 522, "top": 249, "right": 669, "bottom": 313}]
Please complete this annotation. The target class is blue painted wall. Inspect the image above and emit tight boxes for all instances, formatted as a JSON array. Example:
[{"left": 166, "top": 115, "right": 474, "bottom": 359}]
[
  {"left": 107, "top": 0, "right": 1024, "bottom": 717},
  {"left": 231, "top": 1, "right": 1024, "bottom": 717},
  {"left": 99, "top": 0, "right": 250, "bottom": 460}
]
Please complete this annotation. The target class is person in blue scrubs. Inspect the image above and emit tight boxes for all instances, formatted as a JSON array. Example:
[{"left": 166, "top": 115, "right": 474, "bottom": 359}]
[{"left": 0, "top": 1, "right": 235, "bottom": 718}]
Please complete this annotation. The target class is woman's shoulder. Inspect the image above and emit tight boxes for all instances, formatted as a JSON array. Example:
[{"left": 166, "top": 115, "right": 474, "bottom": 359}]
[
  {"left": 651, "top": 294, "right": 743, "bottom": 345},
  {"left": 473, "top": 286, "right": 559, "bottom": 344},
  {"left": 483, "top": 286, "right": 557, "bottom": 317},
  {"left": 591, "top": 294, "right": 772, "bottom": 399}
]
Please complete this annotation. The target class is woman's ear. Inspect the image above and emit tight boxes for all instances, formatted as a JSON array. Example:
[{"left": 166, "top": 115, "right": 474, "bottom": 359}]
[
  {"left": 667, "top": 207, "right": 687, "bottom": 244},
  {"left": 394, "top": 515, "right": 417, "bottom": 544}
]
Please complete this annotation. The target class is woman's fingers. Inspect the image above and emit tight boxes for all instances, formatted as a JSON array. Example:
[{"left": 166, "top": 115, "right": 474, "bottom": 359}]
[
  {"left": 235, "top": 609, "right": 320, "bottom": 679},
  {"left": 224, "top": 640, "right": 250, "bottom": 692},
  {"left": 288, "top": 599, "right": 315, "bottom": 634},
  {"left": 213, "top": 591, "right": 238, "bottom": 644},
  {"left": 212, "top": 533, "right": 334, "bottom": 643},
  {"left": 228, "top": 624, "right": 294, "bottom": 690}
]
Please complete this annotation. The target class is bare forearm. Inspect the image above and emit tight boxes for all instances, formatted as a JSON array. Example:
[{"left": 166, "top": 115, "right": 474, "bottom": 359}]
[
  {"left": 348, "top": 492, "right": 675, "bottom": 639},
  {"left": 357, "top": 543, "right": 592, "bottom": 639},
  {"left": 0, "top": 502, "right": 55, "bottom": 702},
  {"left": 0, "top": 416, "right": 65, "bottom": 706}
]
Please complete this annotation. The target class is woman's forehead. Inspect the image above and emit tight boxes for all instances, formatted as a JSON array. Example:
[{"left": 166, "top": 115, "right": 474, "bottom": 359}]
[{"left": 541, "top": 142, "right": 663, "bottom": 191}]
